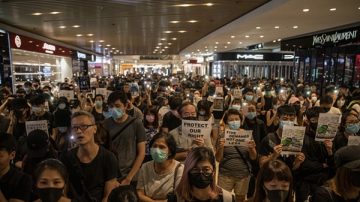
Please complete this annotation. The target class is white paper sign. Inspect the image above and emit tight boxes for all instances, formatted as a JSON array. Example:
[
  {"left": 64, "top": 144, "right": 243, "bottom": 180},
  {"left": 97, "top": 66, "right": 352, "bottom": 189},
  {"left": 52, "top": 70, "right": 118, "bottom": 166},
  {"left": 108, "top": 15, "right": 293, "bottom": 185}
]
[
  {"left": 59, "top": 90, "right": 74, "bottom": 101},
  {"left": 348, "top": 136, "right": 360, "bottom": 146},
  {"left": 96, "top": 88, "right": 107, "bottom": 96},
  {"left": 233, "top": 88, "right": 242, "bottom": 98},
  {"left": 25, "top": 120, "right": 49, "bottom": 136},
  {"left": 215, "top": 86, "right": 224, "bottom": 96},
  {"left": 315, "top": 113, "right": 341, "bottom": 141},
  {"left": 213, "top": 97, "right": 224, "bottom": 111},
  {"left": 182, "top": 120, "right": 212, "bottom": 140},
  {"left": 281, "top": 125, "right": 306, "bottom": 155},
  {"left": 224, "top": 129, "right": 252, "bottom": 147}
]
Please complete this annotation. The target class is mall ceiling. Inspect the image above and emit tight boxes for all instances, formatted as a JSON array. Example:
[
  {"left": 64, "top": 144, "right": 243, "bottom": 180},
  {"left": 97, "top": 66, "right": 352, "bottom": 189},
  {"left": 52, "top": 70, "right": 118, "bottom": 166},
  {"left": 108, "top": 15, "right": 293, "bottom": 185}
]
[{"left": 0, "top": 0, "right": 270, "bottom": 55}]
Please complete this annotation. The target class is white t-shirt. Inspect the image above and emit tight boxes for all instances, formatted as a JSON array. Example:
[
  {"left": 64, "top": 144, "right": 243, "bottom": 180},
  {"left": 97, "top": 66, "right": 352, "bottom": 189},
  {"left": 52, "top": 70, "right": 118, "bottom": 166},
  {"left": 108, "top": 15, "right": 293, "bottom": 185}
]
[
  {"left": 136, "top": 160, "right": 184, "bottom": 200},
  {"left": 328, "top": 107, "right": 342, "bottom": 115}
]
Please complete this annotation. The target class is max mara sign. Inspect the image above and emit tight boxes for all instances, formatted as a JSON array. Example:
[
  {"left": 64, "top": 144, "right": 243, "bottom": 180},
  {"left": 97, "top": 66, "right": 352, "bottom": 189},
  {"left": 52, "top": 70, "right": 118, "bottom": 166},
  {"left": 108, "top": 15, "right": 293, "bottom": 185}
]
[{"left": 312, "top": 29, "right": 358, "bottom": 46}]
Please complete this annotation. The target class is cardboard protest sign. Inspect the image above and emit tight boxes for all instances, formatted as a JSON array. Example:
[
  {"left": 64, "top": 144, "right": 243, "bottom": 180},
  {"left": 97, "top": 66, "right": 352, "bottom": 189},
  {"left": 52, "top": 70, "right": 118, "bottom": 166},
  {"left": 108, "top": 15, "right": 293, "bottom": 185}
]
[
  {"left": 213, "top": 97, "right": 224, "bottom": 111},
  {"left": 224, "top": 129, "right": 252, "bottom": 147},
  {"left": 25, "top": 120, "right": 49, "bottom": 136},
  {"left": 281, "top": 125, "right": 306, "bottom": 155},
  {"left": 59, "top": 90, "right": 74, "bottom": 101},
  {"left": 348, "top": 136, "right": 360, "bottom": 146},
  {"left": 315, "top": 113, "right": 341, "bottom": 141},
  {"left": 182, "top": 120, "right": 212, "bottom": 140}
]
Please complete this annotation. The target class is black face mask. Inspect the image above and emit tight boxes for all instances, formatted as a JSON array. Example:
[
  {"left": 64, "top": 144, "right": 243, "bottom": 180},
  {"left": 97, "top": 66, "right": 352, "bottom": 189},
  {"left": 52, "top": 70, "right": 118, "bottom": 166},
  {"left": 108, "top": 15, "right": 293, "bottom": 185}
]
[
  {"left": 37, "top": 187, "right": 63, "bottom": 202},
  {"left": 265, "top": 188, "right": 289, "bottom": 202},
  {"left": 183, "top": 116, "right": 198, "bottom": 121},
  {"left": 189, "top": 173, "right": 213, "bottom": 189}
]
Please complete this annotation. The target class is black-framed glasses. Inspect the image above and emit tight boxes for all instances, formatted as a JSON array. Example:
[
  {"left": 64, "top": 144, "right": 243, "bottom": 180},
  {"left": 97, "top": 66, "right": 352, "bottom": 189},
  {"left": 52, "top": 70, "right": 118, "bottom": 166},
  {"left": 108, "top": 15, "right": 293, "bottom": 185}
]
[
  {"left": 190, "top": 167, "right": 213, "bottom": 176},
  {"left": 71, "top": 124, "right": 95, "bottom": 132}
]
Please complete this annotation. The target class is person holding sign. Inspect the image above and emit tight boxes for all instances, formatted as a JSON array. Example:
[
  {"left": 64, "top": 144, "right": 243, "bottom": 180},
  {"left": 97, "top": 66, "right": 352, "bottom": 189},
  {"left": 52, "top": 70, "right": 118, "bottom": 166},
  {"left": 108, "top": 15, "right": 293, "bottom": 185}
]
[
  {"left": 216, "top": 109, "right": 257, "bottom": 202},
  {"left": 169, "top": 102, "right": 214, "bottom": 162},
  {"left": 259, "top": 105, "right": 306, "bottom": 171},
  {"left": 29, "top": 95, "right": 54, "bottom": 136},
  {"left": 334, "top": 110, "right": 360, "bottom": 151}
]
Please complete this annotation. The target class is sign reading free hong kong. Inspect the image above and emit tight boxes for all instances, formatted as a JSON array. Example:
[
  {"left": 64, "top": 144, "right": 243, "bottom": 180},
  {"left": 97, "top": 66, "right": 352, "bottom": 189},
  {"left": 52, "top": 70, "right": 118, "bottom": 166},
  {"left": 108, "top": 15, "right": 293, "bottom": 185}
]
[{"left": 9, "top": 33, "right": 72, "bottom": 57}]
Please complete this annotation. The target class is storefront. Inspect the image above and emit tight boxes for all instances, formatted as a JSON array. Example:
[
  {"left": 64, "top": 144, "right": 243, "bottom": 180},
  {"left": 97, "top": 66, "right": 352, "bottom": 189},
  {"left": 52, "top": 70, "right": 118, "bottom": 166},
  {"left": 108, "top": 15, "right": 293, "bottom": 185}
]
[
  {"left": 281, "top": 25, "right": 360, "bottom": 89},
  {"left": 9, "top": 33, "right": 73, "bottom": 87},
  {"left": 212, "top": 52, "right": 294, "bottom": 79},
  {"left": 0, "top": 29, "right": 11, "bottom": 87}
]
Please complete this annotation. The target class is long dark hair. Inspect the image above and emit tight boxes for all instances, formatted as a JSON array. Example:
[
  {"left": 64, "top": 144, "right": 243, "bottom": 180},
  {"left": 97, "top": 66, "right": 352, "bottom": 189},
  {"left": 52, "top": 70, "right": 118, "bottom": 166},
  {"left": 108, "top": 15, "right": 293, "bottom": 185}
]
[
  {"left": 143, "top": 106, "right": 159, "bottom": 129},
  {"left": 253, "top": 160, "right": 294, "bottom": 202}
]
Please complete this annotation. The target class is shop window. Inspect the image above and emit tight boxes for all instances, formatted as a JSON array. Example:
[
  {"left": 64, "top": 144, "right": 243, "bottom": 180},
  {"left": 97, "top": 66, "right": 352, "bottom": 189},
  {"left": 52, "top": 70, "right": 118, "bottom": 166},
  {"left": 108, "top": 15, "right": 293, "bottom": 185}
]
[
  {"left": 344, "top": 55, "right": 354, "bottom": 85},
  {"left": 336, "top": 53, "right": 345, "bottom": 84}
]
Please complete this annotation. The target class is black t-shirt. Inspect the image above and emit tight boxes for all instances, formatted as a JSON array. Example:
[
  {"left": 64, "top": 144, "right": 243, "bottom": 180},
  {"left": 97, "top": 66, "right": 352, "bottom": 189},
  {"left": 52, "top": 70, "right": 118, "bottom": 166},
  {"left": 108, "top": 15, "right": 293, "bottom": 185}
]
[
  {"left": 0, "top": 167, "right": 32, "bottom": 201},
  {"left": 61, "top": 146, "right": 118, "bottom": 202},
  {"left": 92, "top": 108, "right": 105, "bottom": 123},
  {"left": 162, "top": 111, "right": 181, "bottom": 131},
  {"left": 312, "top": 186, "right": 359, "bottom": 202}
]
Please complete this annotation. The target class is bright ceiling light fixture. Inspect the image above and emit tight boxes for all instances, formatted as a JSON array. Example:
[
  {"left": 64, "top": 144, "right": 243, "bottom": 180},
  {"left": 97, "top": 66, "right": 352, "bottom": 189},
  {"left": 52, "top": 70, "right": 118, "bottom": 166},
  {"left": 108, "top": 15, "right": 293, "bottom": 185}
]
[
  {"left": 204, "top": 3, "right": 214, "bottom": 6},
  {"left": 227, "top": 42, "right": 231, "bottom": 44},
  {"left": 302, "top": 8, "right": 310, "bottom": 12},
  {"left": 59, "top": 26, "right": 66, "bottom": 29},
  {"left": 161, "top": 38, "right": 166, "bottom": 41},
  {"left": 224, "top": 46, "right": 227, "bottom": 48},
  {"left": 256, "top": 26, "right": 261, "bottom": 29},
  {"left": 89, "top": 40, "right": 94, "bottom": 43},
  {"left": 245, "top": 35, "right": 250, "bottom": 38},
  {"left": 273, "top": 40, "right": 277, "bottom": 42},
  {"left": 178, "top": 30, "right": 187, "bottom": 33},
  {"left": 50, "top": 11, "right": 61, "bottom": 14},
  {"left": 175, "top": 4, "right": 195, "bottom": 7},
  {"left": 330, "top": 8, "right": 336, "bottom": 11},
  {"left": 99, "top": 40, "right": 105, "bottom": 43},
  {"left": 277, "top": 39, "right": 282, "bottom": 41},
  {"left": 274, "top": 26, "right": 280, "bottom": 29},
  {"left": 32, "top": 12, "right": 43, "bottom": 16},
  {"left": 215, "top": 42, "right": 219, "bottom": 44},
  {"left": 72, "top": 25, "right": 80, "bottom": 28},
  {"left": 230, "top": 35, "right": 235, "bottom": 38},
  {"left": 239, "top": 42, "right": 243, "bottom": 44},
  {"left": 106, "top": 44, "right": 111, "bottom": 47},
  {"left": 293, "top": 25, "right": 298, "bottom": 29},
  {"left": 158, "top": 43, "right": 163, "bottom": 45},
  {"left": 214, "top": 46, "right": 217, "bottom": 48},
  {"left": 168, "top": 43, "right": 172, "bottom": 45},
  {"left": 171, "top": 38, "right": 177, "bottom": 40},
  {"left": 188, "top": 20, "right": 198, "bottom": 23},
  {"left": 164, "top": 31, "right": 173, "bottom": 34},
  {"left": 170, "top": 21, "right": 180, "bottom": 24},
  {"left": 87, "top": 34, "right": 94, "bottom": 36},
  {"left": 358, "top": 6, "right": 360, "bottom": 10},
  {"left": 76, "top": 34, "right": 83, "bottom": 37},
  {"left": 260, "top": 35, "right": 264, "bottom": 38}
]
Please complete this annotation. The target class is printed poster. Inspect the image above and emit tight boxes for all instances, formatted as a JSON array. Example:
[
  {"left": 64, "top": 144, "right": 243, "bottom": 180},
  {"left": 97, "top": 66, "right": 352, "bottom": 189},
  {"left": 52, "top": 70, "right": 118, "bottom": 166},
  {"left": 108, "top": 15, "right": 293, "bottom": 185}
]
[
  {"left": 315, "top": 113, "right": 341, "bottom": 141},
  {"left": 213, "top": 97, "right": 224, "bottom": 111},
  {"left": 281, "top": 125, "right": 306, "bottom": 155},
  {"left": 348, "top": 136, "right": 360, "bottom": 146},
  {"left": 224, "top": 129, "right": 252, "bottom": 147},
  {"left": 182, "top": 120, "right": 212, "bottom": 140},
  {"left": 59, "top": 90, "right": 74, "bottom": 101},
  {"left": 25, "top": 120, "right": 49, "bottom": 136}
]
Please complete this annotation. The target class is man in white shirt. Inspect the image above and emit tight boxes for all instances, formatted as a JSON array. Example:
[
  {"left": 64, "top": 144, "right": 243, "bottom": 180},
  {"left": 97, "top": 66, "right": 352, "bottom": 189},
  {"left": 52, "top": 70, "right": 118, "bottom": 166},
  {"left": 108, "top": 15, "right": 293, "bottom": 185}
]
[{"left": 320, "top": 95, "right": 341, "bottom": 115}]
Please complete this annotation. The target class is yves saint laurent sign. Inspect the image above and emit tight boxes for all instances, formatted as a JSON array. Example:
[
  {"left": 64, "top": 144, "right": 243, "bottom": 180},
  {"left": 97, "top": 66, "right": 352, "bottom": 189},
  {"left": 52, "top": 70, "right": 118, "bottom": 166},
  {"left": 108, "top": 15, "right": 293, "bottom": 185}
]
[{"left": 312, "top": 29, "right": 358, "bottom": 46}]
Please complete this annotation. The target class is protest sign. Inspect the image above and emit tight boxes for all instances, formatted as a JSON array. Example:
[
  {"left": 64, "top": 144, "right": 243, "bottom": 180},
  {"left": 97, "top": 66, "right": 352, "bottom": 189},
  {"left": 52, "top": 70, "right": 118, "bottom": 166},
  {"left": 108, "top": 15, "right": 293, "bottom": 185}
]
[
  {"left": 182, "top": 120, "right": 212, "bottom": 140},
  {"left": 281, "top": 125, "right": 306, "bottom": 155},
  {"left": 213, "top": 97, "right": 224, "bottom": 111},
  {"left": 59, "top": 90, "right": 74, "bottom": 101},
  {"left": 233, "top": 88, "right": 242, "bottom": 98},
  {"left": 215, "top": 86, "right": 224, "bottom": 97},
  {"left": 315, "top": 113, "right": 341, "bottom": 141},
  {"left": 25, "top": 120, "right": 49, "bottom": 136},
  {"left": 224, "top": 129, "right": 252, "bottom": 147},
  {"left": 348, "top": 136, "right": 360, "bottom": 146}
]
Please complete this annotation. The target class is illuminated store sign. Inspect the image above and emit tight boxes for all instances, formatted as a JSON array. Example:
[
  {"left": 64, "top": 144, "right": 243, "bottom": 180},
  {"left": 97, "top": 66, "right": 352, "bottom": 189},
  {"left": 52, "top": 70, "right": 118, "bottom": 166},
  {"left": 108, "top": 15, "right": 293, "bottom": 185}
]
[
  {"left": 236, "top": 54, "right": 264, "bottom": 60},
  {"left": 42, "top": 43, "right": 56, "bottom": 54},
  {"left": 313, "top": 30, "right": 358, "bottom": 46}
]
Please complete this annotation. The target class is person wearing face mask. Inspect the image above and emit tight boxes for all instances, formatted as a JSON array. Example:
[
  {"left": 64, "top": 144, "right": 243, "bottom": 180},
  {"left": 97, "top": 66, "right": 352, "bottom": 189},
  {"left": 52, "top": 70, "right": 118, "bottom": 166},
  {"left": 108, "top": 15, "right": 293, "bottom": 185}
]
[
  {"left": 0, "top": 132, "right": 32, "bottom": 202},
  {"left": 313, "top": 145, "right": 360, "bottom": 202},
  {"left": 137, "top": 133, "right": 184, "bottom": 201},
  {"left": 161, "top": 96, "right": 183, "bottom": 134},
  {"left": 29, "top": 95, "right": 55, "bottom": 136},
  {"left": 228, "top": 99, "right": 242, "bottom": 112},
  {"left": 193, "top": 91, "right": 202, "bottom": 107},
  {"left": 259, "top": 105, "right": 306, "bottom": 171},
  {"left": 253, "top": 160, "right": 294, "bottom": 202},
  {"left": 126, "top": 92, "right": 144, "bottom": 121},
  {"left": 176, "top": 147, "right": 235, "bottom": 202},
  {"left": 333, "top": 111, "right": 360, "bottom": 152},
  {"left": 216, "top": 109, "right": 257, "bottom": 202},
  {"left": 102, "top": 91, "right": 146, "bottom": 186},
  {"left": 243, "top": 88, "right": 255, "bottom": 104},
  {"left": 143, "top": 107, "right": 160, "bottom": 162},
  {"left": 91, "top": 94, "right": 105, "bottom": 123},
  {"left": 320, "top": 95, "right": 342, "bottom": 115},
  {"left": 334, "top": 94, "right": 347, "bottom": 113},
  {"left": 53, "top": 99, "right": 73, "bottom": 155},
  {"left": 169, "top": 102, "right": 214, "bottom": 162},
  {"left": 243, "top": 103, "right": 267, "bottom": 152},
  {"left": 293, "top": 107, "right": 334, "bottom": 202}
]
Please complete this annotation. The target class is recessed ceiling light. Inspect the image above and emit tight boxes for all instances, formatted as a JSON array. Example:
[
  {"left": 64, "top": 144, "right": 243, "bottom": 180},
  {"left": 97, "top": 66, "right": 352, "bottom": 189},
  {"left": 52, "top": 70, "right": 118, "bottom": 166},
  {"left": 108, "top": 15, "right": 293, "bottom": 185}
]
[
  {"left": 50, "top": 11, "right": 61, "bottom": 14},
  {"left": 273, "top": 40, "right": 277, "bottom": 42},
  {"left": 99, "top": 45, "right": 102, "bottom": 47},
  {"left": 32, "top": 12, "right": 43, "bottom": 16},
  {"left": 99, "top": 40, "right": 105, "bottom": 43},
  {"left": 204, "top": 3, "right": 214, "bottom": 6},
  {"left": 171, "top": 38, "right": 177, "bottom": 40},
  {"left": 89, "top": 40, "right": 94, "bottom": 43},
  {"left": 245, "top": 35, "right": 250, "bottom": 38},
  {"left": 105, "top": 48, "right": 108, "bottom": 50},
  {"left": 106, "top": 44, "right": 111, "bottom": 47},
  {"left": 156, "top": 46, "right": 160, "bottom": 48},
  {"left": 178, "top": 30, "right": 187, "bottom": 33},
  {"left": 87, "top": 33, "right": 94, "bottom": 36},
  {"left": 161, "top": 49, "right": 165, "bottom": 51},
  {"left": 165, "top": 46, "right": 169, "bottom": 49},
  {"left": 214, "top": 46, "right": 217, "bottom": 48},
  {"left": 239, "top": 42, "right": 243, "bottom": 44},
  {"left": 188, "top": 20, "right": 198, "bottom": 23},
  {"left": 158, "top": 43, "right": 163, "bottom": 45},
  {"left": 112, "top": 48, "right": 116, "bottom": 50},
  {"left": 256, "top": 26, "right": 261, "bottom": 29},
  {"left": 76, "top": 34, "right": 83, "bottom": 37},
  {"left": 164, "top": 31, "right": 173, "bottom": 34},
  {"left": 227, "top": 42, "right": 231, "bottom": 44},
  {"left": 59, "top": 26, "right": 66, "bottom": 29},
  {"left": 330, "top": 8, "right": 336, "bottom": 11},
  {"left": 260, "top": 35, "right": 264, "bottom": 38},
  {"left": 175, "top": 4, "right": 195, "bottom": 7},
  {"left": 224, "top": 46, "right": 227, "bottom": 48},
  {"left": 72, "top": 25, "right": 80, "bottom": 28},
  {"left": 274, "top": 26, "right": 280, "bottom": 29},
  {"left": 302, "top": 8, "right": 310, "bottom": 12},
  {"left": 170, "top": 21, "right": 180, "bottom": 24},
  {"left": 168, "top": 43, "right": 172, "bottom": 45},
  {"left": 120, "top": 52, "right": 123, "bottom": 54},
  {"left": 215, "top": 42, "right": 219, "bottom": 44},
  {"left": 358, "top": 6, "right": 360, "bottom": 10},
  {"left": 161, "top": 38, "right": 166, "bottom": 41},
  {"left": 277, "top": 39, "right": 282, "bottom": 41},
  {"left": 230, "top": 35, "right": 235, "bottom": 38},
  {"left": 293, "top": 25, "right": 298, "bottom": 29}
]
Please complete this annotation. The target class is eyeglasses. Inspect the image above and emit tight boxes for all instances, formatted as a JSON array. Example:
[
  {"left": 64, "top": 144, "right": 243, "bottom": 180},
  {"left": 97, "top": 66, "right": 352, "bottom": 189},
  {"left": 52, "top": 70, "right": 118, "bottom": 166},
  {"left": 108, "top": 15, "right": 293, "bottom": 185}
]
[
  {"left": 190, "top": 167, "right": 213, "bottom": 176},
  {"left": 71, "top": 124, "right": 95, "bottom": 132}
]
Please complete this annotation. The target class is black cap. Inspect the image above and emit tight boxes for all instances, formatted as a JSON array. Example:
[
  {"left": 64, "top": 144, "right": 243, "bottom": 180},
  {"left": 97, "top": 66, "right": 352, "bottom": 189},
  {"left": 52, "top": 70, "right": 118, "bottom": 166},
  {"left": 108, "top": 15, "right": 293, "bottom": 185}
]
[
  {"left": 27, "top": 129, "right": 49, "bottom": 158},
  {"left": 11, "top": 98, "right": 28, "bottom": 109},
  {"left": 334, "top": 145, "right": 360, "bottom": 171}
]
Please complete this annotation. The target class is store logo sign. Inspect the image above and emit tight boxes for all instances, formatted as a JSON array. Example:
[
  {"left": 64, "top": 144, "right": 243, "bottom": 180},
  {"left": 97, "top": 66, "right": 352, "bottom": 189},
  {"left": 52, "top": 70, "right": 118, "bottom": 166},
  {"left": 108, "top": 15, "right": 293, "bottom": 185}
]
[
  {"left": 77, "top": 51, "right": 86, "bottom": 59},
  {"left": 283, "top": 54, "right": 294, "bottom": 60},
  {"left": 15, "top": 35, "right": 22, "bottom": 48},
  {"left": 312, "top": 30, "right": 358, "bottom": 45},
  {"left": 236, "top": 54, "right": 264, "bottom": 60},
  {"left": 42, "top": 43, "right": 56, "bottom": 54}
]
